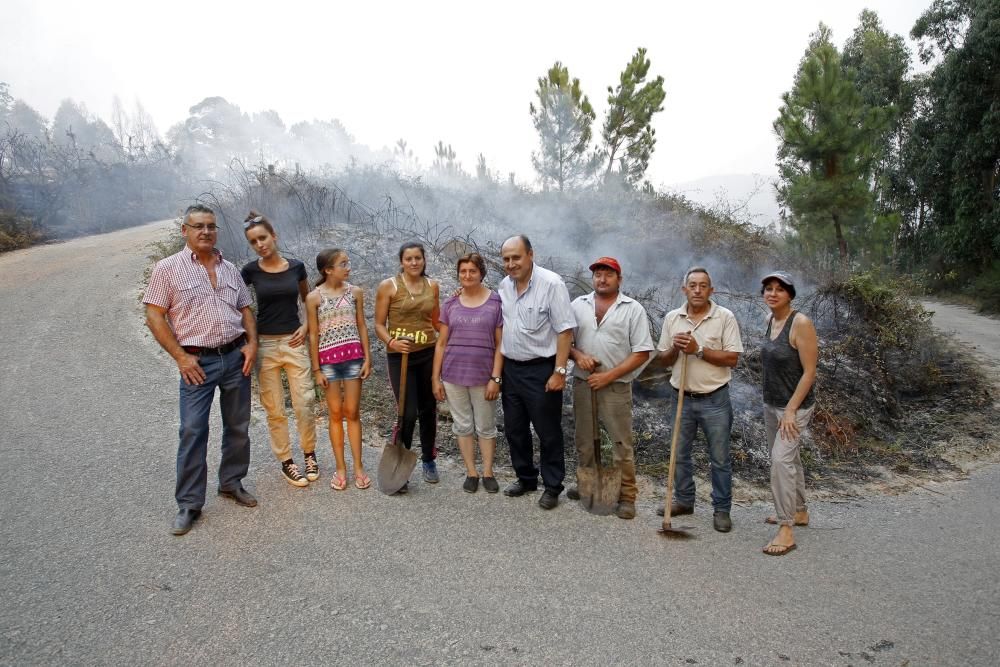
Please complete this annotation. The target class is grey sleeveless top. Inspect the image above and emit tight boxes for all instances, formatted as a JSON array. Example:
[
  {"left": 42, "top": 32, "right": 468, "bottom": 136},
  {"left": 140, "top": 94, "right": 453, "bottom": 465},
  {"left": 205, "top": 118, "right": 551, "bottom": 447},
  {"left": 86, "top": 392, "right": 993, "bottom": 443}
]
[{"left": 761, "top": 311, "right": 814, "bottom": 408}]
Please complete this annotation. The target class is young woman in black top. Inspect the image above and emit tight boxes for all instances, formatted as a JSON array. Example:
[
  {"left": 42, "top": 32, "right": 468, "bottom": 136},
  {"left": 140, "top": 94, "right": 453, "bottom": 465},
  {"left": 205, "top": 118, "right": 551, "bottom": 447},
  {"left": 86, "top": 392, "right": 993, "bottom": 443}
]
[{"left": 241, "top": 211, "right": 318, "bottom": 487}]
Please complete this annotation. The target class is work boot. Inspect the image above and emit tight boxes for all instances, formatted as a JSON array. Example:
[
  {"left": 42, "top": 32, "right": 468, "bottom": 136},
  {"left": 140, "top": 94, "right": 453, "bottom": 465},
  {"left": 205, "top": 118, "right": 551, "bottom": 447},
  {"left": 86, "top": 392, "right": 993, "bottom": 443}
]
[
  {"left": 713, "top": 511, "right": 733, "bottom": 533},
  {"left": 615, "top": 501, "right": 636, "bottom": 520},
  {"left": 655, "top": 502, "right": 694, "bottom": 517}
]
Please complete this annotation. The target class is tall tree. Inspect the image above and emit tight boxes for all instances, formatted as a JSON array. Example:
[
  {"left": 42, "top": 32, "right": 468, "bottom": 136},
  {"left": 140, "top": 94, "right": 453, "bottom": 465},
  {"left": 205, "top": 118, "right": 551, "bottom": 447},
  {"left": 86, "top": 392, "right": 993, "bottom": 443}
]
[
  {"left": 530, "top": 62, "right": 598, "bottom": 191},
  {"left": 906, "top": 0, "right": 1000, "bottom": 278},
  {"left": 841, "top": 10, "right": 916, "bottom": 262},
  {"left": 774, "top": 26, "right": 889, "bottom": 265},
  {"left": 600, "top": 48, "right": 666, "bottom": 185}
]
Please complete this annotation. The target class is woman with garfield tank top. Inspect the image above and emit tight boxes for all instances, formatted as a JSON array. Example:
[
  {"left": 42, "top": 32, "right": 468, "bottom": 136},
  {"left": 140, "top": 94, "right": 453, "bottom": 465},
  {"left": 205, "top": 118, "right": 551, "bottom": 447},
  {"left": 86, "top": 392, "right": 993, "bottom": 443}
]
[
  {"left": 759, "top": 271, "right": 818, "bottom": 556},
  {"left": 431, "top": 253, "right": 504, "bottom": 494},
  {"left": 241, "top": 211, "right": 318, "bottom": 488},
  {"left": 306, "top": 249, "right": 373, "bottom": 491},
  {"left": 374, "top": 241, "right": 441, "bottom": 489}
]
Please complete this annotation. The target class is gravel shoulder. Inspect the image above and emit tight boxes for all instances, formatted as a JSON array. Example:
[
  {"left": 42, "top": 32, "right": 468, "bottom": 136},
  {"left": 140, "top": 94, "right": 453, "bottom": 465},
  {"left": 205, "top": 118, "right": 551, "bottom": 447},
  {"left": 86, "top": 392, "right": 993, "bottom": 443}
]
[{"left": 1, "top": 225, "right": 998, "bottom": 665}]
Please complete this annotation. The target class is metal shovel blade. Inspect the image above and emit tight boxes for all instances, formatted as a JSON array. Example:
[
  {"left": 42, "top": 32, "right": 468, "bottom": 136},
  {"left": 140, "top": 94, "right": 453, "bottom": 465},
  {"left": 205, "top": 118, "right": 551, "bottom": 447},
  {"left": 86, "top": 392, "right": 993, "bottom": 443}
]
[
  {"left": 577, "top": 387, "right": 622, "bottom": 516},
  {"left": 377, "top": 441, "right": 417, "bottom": 495},
  {"left": 577, "top": 463, "right": 622, "bottom": 516}
]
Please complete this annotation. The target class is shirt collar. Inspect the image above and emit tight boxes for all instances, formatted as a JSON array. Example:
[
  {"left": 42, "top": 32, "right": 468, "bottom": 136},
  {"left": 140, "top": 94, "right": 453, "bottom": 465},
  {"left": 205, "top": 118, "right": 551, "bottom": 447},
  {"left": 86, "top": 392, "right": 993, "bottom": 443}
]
[
  {"left": 678, "top": 300, "right": 717, "bottom": 319},
  {"left": 583, "top": 291, "right": 633, "bottom": 306},
  {"left": 187, "top": 248, "right": 223, "bottom": 263}
]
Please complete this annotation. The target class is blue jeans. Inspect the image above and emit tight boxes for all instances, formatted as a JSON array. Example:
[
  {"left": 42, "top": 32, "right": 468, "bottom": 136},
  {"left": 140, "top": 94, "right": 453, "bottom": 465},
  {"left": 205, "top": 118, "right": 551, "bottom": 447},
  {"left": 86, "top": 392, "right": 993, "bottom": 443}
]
[
  {"left": 176, "top": 347, "right": 251, "bottom": 509},
  {"left": 668, "top": 385, "right": 733, "bottom": 512}
]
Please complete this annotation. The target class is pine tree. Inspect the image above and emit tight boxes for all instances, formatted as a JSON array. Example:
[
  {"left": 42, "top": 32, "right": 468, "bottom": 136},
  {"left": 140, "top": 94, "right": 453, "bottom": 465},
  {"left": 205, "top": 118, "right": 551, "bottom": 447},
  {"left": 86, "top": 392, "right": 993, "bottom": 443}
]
[
  {"left": 530, "top": 62, "right": 598, "bottom": 191},
  {"left": 774, "top": 27, "right": 888, "bottom": 266},
  {"left": 600, "top": 48, "right": 666, "bottom": 186}
]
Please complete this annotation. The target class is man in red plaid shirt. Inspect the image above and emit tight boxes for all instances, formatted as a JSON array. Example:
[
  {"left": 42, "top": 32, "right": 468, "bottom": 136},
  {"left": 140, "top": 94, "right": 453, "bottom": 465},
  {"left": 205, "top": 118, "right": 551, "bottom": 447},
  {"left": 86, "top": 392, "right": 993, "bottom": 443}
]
[{"left": 144, "top": 204, "right": 259, "bottom": 535}]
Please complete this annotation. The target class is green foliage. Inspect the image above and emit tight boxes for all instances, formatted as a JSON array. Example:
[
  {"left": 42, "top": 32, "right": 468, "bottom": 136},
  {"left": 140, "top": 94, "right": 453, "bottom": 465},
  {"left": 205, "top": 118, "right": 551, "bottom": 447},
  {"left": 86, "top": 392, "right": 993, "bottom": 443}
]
[
  {"left": 774, "top": 26, "right": 890, "bottom": 266},
  {"left": 905, "top": 0, "right": 1000, "bottom": 280},
  {"left": 0, "top": 210, "right": 48, "bottom": 252},
  {"left": 600, "top": 48, "right": 666, "bottom": 186},
  {"left": 966, "top": 259, "right": 1000, "bottom": 313},
  {"left": 529, "top": 62, "right": 599, "bottom": 191}
]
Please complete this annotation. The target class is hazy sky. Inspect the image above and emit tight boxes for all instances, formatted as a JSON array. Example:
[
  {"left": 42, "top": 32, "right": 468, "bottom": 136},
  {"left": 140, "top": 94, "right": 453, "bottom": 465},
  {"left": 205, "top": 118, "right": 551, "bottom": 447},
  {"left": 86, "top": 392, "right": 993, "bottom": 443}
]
[{"left": 2, "top": 0, "right": 928, "bottom": 188}]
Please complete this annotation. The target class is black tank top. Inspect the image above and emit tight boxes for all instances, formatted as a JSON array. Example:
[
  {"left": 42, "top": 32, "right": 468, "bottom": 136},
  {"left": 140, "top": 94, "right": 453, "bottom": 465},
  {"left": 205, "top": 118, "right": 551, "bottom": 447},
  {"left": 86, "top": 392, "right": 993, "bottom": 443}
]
[{"left": 761, "top": 311, "right": 814, "bottom": 408}]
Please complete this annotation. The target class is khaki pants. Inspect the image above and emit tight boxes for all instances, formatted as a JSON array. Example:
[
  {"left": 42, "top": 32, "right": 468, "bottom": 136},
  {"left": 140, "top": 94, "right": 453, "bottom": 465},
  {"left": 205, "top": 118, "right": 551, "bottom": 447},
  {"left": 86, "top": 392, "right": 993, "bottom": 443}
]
[
  {"left": 258, "top": 334, "right": 316, "bottom": 461},
  {"left": 572, "top": 380, "right": 637, "bottom": 503},
  {"left": 763, "top": 403, "right": 815, "bottom": 526}
]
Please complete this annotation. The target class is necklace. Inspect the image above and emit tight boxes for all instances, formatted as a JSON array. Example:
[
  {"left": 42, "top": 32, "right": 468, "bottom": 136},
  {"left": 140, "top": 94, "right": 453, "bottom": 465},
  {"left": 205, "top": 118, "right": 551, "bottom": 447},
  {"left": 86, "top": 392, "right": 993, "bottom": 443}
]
[{"left": 401, "top": 275, "right": 422, "bottom": 300}]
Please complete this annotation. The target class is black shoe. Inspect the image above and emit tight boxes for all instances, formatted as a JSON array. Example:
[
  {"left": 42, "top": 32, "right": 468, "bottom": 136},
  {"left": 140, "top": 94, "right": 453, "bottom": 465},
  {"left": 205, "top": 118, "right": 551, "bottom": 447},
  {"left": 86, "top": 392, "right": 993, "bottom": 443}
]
[
  {"left": 713, "top": 511, "right": 732, "bottom": 533},
  {"left": 503, "top": 479, "right": 538, "bottom": 497},
  {"left": 303, "top": 452, "right": 320, "bottom": 482},
  {"left": 463, "top": 476, "right": 479, "bottom": 493},
  {"left": 280, "top": 460, "right": 308, "bottom": 487},
  {"left": 538, "top": 489, "right": 560, "bottom": 510},
  {"left": 655, "top": 502, "right": 694, "bottom": 517},
  {"left": 566, "top": 486, "right": 580, "bottom": 500},
  {"left": 218, "top": 486, "right": 258, "bottom": 507},
  {"left": 481, "top": 476, "right": 499, "bottom": 494},
  {"left": 394, "top": 482, "right": 409, "bottom": 495},
  {"left": 171, "top": 508, "right": 201, "bottom": 536}
]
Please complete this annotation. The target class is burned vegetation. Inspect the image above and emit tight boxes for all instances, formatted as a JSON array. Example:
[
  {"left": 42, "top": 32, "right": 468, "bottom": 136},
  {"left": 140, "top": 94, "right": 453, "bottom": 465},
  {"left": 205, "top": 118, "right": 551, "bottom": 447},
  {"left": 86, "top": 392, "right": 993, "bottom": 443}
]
[{"left": 200, "top": 160, "right": 995, "bottom": 496}]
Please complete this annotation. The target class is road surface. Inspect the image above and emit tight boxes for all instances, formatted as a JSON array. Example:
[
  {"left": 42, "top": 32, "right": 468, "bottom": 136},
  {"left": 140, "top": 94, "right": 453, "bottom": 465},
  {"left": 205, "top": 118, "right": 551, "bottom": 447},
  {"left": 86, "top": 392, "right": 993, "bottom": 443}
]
[{"left": 1, "top": 223, "right": 998, "bottom": 665}]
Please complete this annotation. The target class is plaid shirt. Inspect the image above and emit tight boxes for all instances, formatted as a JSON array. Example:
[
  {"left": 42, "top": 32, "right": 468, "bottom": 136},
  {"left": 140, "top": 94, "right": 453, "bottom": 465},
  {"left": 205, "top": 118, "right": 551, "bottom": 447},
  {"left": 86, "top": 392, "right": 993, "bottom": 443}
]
[{"left": 143, "top": 247, "right": 253, "bottom": 347}]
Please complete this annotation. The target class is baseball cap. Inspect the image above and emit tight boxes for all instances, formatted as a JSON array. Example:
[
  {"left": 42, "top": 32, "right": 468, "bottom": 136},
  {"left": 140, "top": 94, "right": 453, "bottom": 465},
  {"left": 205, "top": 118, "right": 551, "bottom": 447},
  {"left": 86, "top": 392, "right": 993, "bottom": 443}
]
[
  {"left": 589, "top": 256, "right": 622, "bottom": 274},
  {"left": 760, "top": 271, "right": 796, "bottom": 298}
]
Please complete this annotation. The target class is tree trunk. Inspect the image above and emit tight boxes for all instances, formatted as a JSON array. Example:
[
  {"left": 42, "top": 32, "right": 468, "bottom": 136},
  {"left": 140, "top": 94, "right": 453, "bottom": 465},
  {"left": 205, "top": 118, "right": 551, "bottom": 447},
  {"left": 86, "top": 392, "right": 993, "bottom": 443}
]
[{"left": 832, "top": 211, "right": 848, "bottom": 266}]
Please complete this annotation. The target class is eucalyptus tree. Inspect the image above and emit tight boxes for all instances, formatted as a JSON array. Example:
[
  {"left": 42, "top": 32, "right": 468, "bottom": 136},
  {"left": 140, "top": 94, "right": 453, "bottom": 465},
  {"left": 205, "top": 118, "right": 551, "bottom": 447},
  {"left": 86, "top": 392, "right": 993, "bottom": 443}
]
[{"left": 906, "top": 0, "right": 1000, "bottom": 279}]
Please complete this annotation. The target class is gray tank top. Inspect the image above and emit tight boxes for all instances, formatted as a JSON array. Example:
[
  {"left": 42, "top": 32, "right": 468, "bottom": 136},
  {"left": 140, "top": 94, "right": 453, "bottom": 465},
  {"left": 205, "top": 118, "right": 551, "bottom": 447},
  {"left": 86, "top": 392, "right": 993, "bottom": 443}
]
[{"left": 761, "top": 311, "right": 815, "bottom": 408}]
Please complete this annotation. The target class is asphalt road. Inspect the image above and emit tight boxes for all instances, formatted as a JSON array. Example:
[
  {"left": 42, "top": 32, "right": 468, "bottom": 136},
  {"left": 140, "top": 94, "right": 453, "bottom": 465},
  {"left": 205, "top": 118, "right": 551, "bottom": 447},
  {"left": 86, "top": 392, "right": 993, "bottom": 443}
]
[{"left": 1, "top": 222, "right": 998, "bottom": 666}]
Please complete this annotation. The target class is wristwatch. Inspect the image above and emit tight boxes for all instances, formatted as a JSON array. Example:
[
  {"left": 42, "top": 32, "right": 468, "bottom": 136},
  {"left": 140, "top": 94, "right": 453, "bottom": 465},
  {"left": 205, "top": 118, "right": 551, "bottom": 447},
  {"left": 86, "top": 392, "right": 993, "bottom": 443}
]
[
  {"left": 696, "top": 344, "right": 705, "bottom": 360},
  {"left": 490, "top": 376, "right": 502, "bottom": 385},
  {"left": 555, "top": 366, "right": 567, "bottom": 376}
]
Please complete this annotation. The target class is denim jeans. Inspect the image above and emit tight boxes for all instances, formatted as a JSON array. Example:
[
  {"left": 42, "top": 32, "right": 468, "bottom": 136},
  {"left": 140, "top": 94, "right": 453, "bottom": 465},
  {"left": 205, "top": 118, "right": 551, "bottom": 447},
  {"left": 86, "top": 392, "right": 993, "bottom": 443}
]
[
  {"left": 177, "top": 347, "right": 251, "bottom": 509},
  {"left": 668, "top": 385, "right": 733, "bottom": 512}
]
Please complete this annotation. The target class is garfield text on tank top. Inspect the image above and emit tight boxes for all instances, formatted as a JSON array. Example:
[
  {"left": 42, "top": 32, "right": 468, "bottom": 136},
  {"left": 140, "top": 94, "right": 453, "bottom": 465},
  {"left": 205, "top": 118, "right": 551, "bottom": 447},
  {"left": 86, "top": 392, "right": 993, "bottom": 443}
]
[{"left": 387, "top": 275, "right": 437, "bottom": 352}]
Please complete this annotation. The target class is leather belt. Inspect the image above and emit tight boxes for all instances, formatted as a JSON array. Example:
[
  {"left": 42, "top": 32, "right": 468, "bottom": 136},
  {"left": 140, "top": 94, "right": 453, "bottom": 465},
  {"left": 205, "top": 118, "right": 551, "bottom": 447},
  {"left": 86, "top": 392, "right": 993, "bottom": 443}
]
[
  {"left": 673, "top": 382, "right": 729, "bottom": 399},
  {"left": 183, "top": 334, "right": 246, "bottom": 356},
  {"left": 505, "top": 355, "right": 555, "bottom": 366}
]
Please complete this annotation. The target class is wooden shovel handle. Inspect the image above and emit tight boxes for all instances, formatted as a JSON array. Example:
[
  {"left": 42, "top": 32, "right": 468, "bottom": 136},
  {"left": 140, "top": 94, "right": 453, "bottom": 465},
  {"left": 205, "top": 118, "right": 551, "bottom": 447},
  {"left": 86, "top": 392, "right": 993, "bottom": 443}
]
[
  {"left": 663, "top": 354, "right": 688, "bottom": 528},
  {"left": 591, "top": 388, "right": 601, "bottom": 467}
]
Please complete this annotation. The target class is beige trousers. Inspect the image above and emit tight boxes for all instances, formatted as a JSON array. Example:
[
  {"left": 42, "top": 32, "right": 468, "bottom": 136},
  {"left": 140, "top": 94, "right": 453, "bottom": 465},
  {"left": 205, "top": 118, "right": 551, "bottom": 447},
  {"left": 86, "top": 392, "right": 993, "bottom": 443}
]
[
  {"left": 572, "top": 380, "right": 637, "bottom": 503},
  {"left": 763, "top": 403, "right": 815, "bottom": 526},
  {"left": 258, "top": 334, "right": 317, "bottom": 461}
]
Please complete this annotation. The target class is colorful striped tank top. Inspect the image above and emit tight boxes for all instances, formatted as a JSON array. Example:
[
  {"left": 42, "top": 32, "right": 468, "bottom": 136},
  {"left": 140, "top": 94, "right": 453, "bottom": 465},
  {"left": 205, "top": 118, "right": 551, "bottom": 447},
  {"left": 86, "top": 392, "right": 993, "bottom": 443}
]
[{"left": 317, "top": 285, "right": 364, "bottom": 365}]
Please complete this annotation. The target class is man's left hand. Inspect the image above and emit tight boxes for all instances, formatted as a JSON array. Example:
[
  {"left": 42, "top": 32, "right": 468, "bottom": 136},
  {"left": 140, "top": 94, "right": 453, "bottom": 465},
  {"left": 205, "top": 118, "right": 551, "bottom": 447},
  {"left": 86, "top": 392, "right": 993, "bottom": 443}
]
[
  {"left": 241, "top": 342, "right": 257, "bottom": 376},
  {"left": 545, "top": 373, "right": 566, "bottom": 392}
]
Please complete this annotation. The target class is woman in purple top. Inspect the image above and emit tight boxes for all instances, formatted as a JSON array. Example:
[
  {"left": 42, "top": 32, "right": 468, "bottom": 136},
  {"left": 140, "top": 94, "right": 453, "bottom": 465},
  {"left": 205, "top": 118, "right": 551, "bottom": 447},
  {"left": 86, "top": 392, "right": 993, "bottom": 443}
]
[{"left": 432, "top": 253, "right": 504, "bottom": 494}]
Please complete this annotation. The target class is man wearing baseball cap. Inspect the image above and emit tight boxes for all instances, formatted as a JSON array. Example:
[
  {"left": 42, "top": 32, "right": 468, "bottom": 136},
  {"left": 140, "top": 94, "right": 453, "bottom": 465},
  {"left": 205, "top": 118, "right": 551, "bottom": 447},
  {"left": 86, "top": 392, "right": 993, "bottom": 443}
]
[{"left": 567, "top": 257, "right": 654, "bottom": 519}]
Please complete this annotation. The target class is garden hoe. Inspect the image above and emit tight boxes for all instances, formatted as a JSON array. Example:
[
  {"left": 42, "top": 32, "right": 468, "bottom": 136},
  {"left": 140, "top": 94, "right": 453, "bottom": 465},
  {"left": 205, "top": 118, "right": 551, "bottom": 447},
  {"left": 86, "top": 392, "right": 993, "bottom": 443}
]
[
  {"left": 659, "top": 353, "right": 694, "bottom": 538},
  {"left": 577, "top": 387, "right": 621, "bottom": 515},
  {"left": 377, "top": 337, "right": 418, "bottom": 494}
]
